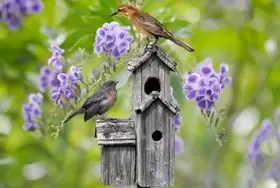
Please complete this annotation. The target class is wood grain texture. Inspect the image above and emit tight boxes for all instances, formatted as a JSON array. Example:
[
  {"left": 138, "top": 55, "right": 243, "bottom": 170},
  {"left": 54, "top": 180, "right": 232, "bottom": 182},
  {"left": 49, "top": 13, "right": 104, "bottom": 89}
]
[
  {"left": 131, "top": 48, "right": 177, "bottom": 186},
  {"left": 136, "top": 102, "right": 175, "bottom": 187},
  {"left": 156, "top": 47, "right": 177, "bottom": 71},
  {"left": 101, "top": 145, "right": 136, "bottom": 185},
  {"left": 127, "top": 47, "right": 176, "bottom": 72},
  {"left": 96, "top": 119, "right": 136, "bottom": 185},
  {"left": 96, "top": 119, "right": 135, "bottom": 145}
]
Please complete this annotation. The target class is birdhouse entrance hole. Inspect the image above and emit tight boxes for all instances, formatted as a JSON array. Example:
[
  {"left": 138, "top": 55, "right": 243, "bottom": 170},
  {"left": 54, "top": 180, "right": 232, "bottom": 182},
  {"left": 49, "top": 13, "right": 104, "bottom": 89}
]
[
  {"left": 144, "top": 77, "right": 160, "bottom": 95},
  {"left": 152, "top": 130, "right": 162, "bottom": 141}
]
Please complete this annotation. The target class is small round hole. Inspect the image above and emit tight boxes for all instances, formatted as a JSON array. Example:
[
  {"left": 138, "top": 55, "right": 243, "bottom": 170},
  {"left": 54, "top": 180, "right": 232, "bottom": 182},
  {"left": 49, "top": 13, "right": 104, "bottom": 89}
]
[
  {"left": 136, "top": 109, "right": 141, "bottom": 114},
  {"left": 144, "top": 77, "right": 160, "bottom": 95},
  {"left": 152, "top": 130, "right": 162, "bottom": 141}
]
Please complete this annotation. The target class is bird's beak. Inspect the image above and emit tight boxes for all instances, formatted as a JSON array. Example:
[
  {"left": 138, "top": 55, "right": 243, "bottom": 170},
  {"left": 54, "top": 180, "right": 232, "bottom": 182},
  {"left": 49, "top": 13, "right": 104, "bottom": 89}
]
[{"left": 109, "top": 10, "right": 118, "bottom": 17}]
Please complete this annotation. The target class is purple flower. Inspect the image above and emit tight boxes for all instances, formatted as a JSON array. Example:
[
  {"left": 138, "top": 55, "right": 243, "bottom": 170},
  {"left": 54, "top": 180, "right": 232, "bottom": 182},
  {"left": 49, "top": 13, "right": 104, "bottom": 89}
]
[
  {"left": 51, "top": 73, "right": 76, "bottom": 105},
  {"left": 219, "top": 63, "right": 232, "bottom": 89},
  {"left": 183, "top": 57, "right": 231, "bottom": 110},
  {"left": 196, "top": 90, "right": 219, "bottom": 110},
  {"left": 22, "top": 93, "right": 43, "bottom": 131},
  {"left": 265, "top": 153, "right": 280, "bottom": 181},
  {"left": 69, "top": 66, "right": 83, "bottom": 84},
  {"left": 247, "top": 120, "right": 273, "bottom": 166},
  {"left": 39, "top": 66, "right": 51, "bottom": 92},
  {"left": 175, "top": 135, "right": 184, "bottom": 154},
  {"left": 48, "top": 45, "right": 65, "bottom": 69},
  {"left": 184, "top": 73, "right": 205, "bottom": 100},
  {"left": 0, "top": 0, "right": 43, "bottom": 31},
  {"left": 50, "top": 66, "right": 84, "bottom": 106},
  {"left": 51, "top": 87, "right": 63, "bottom": 105},
  {"left": 174, "top": 115, "right": 182, "bottom": 131},
  {"left": 93, "top": 22, "right": 134, "bottom": 58},
  {"left": 38, "top": 66, "right": 62, "bottom": 92}
]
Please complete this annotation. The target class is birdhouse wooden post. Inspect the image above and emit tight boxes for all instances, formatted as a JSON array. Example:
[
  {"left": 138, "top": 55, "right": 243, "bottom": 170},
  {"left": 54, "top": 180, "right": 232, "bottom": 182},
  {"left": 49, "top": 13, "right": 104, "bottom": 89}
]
[
  {"left": 128, "top": 47, "right": 180, "bottom": 187},
  {"left": 96, "top": 119, "right": 136, "bottom": 185}
]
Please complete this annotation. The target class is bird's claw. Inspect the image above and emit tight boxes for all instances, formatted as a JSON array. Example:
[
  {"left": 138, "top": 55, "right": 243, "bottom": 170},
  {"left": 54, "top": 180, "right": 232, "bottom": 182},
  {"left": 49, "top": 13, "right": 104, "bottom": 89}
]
[{"left": 144, "top": 42, "right": 158, "bottom": 52}]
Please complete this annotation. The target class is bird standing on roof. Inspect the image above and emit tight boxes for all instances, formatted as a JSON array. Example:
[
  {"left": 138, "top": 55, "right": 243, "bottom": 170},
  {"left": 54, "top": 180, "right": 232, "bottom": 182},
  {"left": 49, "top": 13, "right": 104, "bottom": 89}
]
[
  {"left": 63, "top": 80, "right": 119, "bottom": 137},
  {"left": 109, "top": 5, "right": 194, "bottom": 52}
]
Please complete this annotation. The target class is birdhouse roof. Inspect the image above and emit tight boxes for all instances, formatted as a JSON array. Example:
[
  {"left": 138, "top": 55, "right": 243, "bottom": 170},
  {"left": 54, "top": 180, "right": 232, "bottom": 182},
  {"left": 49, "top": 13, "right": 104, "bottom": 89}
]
[
  {"left": 127, "top": 46, "right": 177, "bottom": 72},
  {"left": 135, "top": 91, "right": 180, "bottom": 115}
]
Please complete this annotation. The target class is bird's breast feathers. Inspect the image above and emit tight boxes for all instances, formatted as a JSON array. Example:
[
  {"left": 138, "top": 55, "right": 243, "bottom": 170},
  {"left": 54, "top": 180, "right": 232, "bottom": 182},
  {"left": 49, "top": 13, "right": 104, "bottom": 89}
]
[{"left": 101, "top": 89, "right": 117, "bottom": 108}]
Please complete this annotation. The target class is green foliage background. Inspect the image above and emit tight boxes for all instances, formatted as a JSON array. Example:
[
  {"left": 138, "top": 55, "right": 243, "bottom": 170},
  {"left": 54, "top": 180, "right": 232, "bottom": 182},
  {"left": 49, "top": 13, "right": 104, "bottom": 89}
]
[{"left": 0, "top": 0, "right": 280, "bottom": 187}]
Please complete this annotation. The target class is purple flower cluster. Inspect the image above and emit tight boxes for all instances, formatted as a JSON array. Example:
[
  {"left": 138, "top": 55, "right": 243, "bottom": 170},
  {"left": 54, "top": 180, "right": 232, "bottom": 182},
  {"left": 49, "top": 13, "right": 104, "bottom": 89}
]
[
  {"left": 247, "top": 108, "right": 280, "bottom": 182},
  {"left": 39, "top": 45, "right": 84, "bottom": 106},
  {"left": 39, "top": 66, "right": 61, "bottom": 92},
  {"left": 39, "top": 46, "right": 65, "bottom": 92},
  {"left": 247, "top": 120, "right": 273, "bottom": 166},
  {"left": 48, "top": 46, "right": 65, "bottom": 69},
  {"left": 51, "top": 67, "right": 83, "bottom": 105},
  {"left": 22, "top": 93, "right": 43, "bottom": 131},
  {"left": 0, "top": 0, "right": 43, "bottom": 30},
  {"left": 183, "top": 58, "right": 231, "bottom": 110},
  {"left": 94, "top": 22, "right": 134, "bottom": 59}
]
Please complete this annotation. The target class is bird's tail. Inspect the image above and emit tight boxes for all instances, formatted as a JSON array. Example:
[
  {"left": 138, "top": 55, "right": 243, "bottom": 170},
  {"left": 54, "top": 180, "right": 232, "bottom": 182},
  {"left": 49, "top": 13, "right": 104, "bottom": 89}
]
[
  {"left": 63, "top": 108, "right": 84, "bottom": 124},
  {"left": 167, "top": 34, "right": 194, "bottom": 52}
]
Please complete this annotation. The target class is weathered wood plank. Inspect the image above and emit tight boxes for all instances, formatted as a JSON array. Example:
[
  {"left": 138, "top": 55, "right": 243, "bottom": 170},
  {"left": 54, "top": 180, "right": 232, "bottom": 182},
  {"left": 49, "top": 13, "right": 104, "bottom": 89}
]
[
  {"left": 101, "top": 145, "right": 136, "bottom": 185},
  {"left": 96, "top": 119, "right": 136, "bottom": 185},
  {"left": 96, "top": 119, "right": 135, "bottom": 145},
  {"left": 158, "top": 62, "right": 166, "bottom": 99},
  {"left": 127, "top": 50, "right": 154, "bottom": 72},
  {"left": 137, "top": 101, "right": 175, "bottom": 187},
  {"left": 164, "top": 64, "right": 170, "bottom": 101},
  {"left": 127, "top": 47, "right": 177, "bottom": 72},
  {"left": 135, "top": 91, "right": 159, "bottom": 114},
  {"left": 156, "top": 47, "right": 177, "bottom": 71},
  {"left": 133, "top": 65, "right": 142, "bottom": 109},
  {"left": 150, "top": 54, "right": 159, "bottom": 80}
]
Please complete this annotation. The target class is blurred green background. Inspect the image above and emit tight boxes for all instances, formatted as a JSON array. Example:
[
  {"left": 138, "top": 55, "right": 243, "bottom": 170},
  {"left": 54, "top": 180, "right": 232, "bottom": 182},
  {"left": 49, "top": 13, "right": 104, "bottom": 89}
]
[{"left": 1, "top": 0, "right": 280, "bottom": 187}]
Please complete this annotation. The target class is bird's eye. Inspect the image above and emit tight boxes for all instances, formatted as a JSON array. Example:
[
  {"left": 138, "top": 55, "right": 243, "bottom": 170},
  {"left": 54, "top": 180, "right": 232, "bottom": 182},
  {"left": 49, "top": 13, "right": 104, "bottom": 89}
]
[{"left": 118, "top": 8, "right": 125, "bottom": 12}]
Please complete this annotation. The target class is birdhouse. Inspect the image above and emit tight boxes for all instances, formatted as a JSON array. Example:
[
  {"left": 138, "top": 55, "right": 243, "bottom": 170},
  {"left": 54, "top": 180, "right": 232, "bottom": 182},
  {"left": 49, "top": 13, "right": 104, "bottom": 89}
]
[
  {"left": 95, "top": 47, "right": 180, "bottom": 187},
  {"left": 96, "top": 118, "right": 136, "bottom": 185},
  {"left": 128, "top": 47, "right": 180, "bottom": 187}
]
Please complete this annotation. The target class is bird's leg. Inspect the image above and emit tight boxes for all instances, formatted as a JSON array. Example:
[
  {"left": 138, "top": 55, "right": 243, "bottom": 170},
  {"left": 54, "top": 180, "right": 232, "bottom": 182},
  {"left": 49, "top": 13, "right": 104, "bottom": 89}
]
[
  {"left": 139, "top": 37, "right": 151, "bottom": 55},
  {"left": 145, "top": 37, "right": 158, "bottom": 52},
  {"left": 144, "top": 37, "right": 151, "bottom": 50},
  {"left": 98, "top": 114, "right": 108, "bottom": 120},
  {"left": 151, "top": 37, "right": 159, "bottom": 50}
]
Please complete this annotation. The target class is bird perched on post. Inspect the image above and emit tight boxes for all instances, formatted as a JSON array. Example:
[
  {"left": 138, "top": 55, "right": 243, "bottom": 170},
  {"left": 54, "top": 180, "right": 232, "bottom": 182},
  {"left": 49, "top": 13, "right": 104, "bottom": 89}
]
[
  {"left": 63, "top": 80, "right": 119, "bottom": 137},
  {"left": 109, "top": 5, "right": 194, "bottom": 52}
]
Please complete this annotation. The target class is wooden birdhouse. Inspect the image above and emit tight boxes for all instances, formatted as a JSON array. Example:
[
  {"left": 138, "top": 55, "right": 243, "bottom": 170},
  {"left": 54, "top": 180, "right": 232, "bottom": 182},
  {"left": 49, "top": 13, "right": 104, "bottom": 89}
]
[
  {"left": 96, "top": 119, "right": 136, "bottom": 185},
  {"left": 95, "top": 47, "right": 180, "bottom": 187},
  {"left": 128, "top": 47, "right": 180, "bottom": 187}
]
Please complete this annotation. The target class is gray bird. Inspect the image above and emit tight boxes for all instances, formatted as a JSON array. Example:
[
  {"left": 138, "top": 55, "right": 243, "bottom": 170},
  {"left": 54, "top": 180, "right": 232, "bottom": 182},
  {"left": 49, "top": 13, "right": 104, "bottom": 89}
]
[{"left": 63, "top": 80, "right": 119, "bottom": 137}]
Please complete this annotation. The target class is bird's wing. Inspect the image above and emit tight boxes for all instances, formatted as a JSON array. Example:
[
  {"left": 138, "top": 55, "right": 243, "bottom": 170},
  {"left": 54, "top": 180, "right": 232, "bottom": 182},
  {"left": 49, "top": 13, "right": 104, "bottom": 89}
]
[
  {"left": 134, "top": 12, "right": 171, "bottom": 38},
  {"left": 84, "top": 103, "right": 100, "bottom": 121},
  {"left": 82, "top": 89, "right": 107, "bottom": 109}
]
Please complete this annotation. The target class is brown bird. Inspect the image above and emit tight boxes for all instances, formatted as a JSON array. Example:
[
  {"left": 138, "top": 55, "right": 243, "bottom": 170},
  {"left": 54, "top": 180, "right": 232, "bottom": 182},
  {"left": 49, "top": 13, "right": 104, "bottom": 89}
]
[
  {"left": 109, "top": 5, "right": 194, "bottom": 52},
  {"left": 63, "top": 80, "right": 118, "bottom": 137}
]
